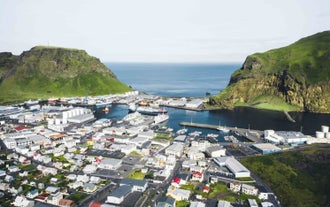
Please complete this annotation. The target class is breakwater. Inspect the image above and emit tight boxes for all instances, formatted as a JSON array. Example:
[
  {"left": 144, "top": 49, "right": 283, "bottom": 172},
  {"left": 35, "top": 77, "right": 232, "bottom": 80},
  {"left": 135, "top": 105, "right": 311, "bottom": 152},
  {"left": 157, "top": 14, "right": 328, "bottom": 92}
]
[{"left": 179, "top": 122, "right": 263, "bottom": 143}]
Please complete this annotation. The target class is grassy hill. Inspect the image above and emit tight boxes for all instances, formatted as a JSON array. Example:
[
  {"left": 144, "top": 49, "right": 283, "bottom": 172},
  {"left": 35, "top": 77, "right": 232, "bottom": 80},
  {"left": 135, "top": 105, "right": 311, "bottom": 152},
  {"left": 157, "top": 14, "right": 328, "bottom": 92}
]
[
  {"left": 240, "top": 145, "right": 330, "bottom": 207},
  {"left": 0, "top": 46, "right": 131, "bottom": 104},
  {"left": 210, "top": 31, "right": 330, "bottom": 113}
]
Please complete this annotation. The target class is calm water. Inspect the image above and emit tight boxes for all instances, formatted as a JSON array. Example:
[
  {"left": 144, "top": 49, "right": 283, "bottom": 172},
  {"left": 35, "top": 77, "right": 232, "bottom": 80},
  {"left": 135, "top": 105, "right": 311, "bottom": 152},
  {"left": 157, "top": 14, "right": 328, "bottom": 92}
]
[
  {"left": 99, "top": 62, "right": 330, "bottom": 136},
  {"left": 107, "top": 62, "right": 239, "bottom": 97}
]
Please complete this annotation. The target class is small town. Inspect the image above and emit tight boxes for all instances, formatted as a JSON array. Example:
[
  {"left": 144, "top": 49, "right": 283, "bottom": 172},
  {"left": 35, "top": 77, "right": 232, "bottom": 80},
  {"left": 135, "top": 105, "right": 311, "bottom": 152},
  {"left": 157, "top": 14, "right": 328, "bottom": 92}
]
[{"left": 0, "top": 92, "right": 329, "bottom": 207}]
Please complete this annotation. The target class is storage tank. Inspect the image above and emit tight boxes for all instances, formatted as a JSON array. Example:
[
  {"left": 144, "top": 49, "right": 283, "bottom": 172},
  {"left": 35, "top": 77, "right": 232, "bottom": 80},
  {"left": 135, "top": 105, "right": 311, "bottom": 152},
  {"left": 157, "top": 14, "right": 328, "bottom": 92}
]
[
  {"left": 325, "top": 132, "right": 330, "bottom": 139},
  {"left": 315, "top": 131, "right": 325, "bottom": 138},
  {"left": 321, "top": 125, "right": 329, "bottom": 133}
]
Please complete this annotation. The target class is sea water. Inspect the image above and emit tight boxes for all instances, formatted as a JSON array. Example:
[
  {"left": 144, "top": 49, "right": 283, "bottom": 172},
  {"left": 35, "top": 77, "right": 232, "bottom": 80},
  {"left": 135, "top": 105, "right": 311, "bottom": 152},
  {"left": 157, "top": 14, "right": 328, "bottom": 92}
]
[{"left": 98, "top": 62, "right": 330, "bottom": 136}]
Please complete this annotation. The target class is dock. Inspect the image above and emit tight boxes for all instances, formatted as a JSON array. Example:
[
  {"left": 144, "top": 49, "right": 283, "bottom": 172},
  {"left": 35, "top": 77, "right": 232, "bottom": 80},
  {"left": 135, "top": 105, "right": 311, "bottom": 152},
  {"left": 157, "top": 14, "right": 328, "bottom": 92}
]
[{"left": 179, "top": 122, "right": 263, "bottom": 143}]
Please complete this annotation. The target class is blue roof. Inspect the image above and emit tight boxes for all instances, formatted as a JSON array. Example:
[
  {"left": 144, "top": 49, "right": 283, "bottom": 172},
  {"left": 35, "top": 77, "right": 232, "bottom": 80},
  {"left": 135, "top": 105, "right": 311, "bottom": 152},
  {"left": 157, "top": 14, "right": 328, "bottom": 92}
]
[{"left": 109, "top": 185, "right": 132, "bottom": 198}]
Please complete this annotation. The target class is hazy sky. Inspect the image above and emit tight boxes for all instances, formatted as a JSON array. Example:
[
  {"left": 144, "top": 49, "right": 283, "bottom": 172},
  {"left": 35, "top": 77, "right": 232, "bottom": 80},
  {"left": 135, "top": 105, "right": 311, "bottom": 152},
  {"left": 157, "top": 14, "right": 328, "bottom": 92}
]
[{"left": 1, "top": 0, "right": 330, "bottom": 63}]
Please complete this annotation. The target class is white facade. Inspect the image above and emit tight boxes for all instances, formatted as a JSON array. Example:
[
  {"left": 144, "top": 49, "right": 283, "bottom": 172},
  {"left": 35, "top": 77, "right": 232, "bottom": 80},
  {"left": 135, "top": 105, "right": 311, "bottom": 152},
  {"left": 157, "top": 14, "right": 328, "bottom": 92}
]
[
  {"left": 214, "top": 156, "right": 250, "bottom": 178},
  {"left": 99, "top": 158, "right": 122, "bottom": 170},
  {"left": 165, "top": 142, "right": 184, "bottom": 157}
]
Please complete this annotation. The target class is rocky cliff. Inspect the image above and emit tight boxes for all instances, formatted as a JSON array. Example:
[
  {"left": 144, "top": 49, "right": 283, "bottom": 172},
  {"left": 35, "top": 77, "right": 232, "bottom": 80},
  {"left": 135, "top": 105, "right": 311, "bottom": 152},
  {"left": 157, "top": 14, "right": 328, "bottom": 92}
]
[
  {"left": 0, "top": 46, "right": 131, "bottom": 103},
  {"left": 210, "top": 31, "right": 330, "bottom": 113}
]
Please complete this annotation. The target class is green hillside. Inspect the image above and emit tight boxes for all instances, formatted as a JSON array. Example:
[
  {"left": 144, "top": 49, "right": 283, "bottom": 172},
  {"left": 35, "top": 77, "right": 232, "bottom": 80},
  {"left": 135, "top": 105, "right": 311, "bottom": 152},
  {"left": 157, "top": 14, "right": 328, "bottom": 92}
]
[
  {"left": 240, "top": 145, "right": 330, "bottom": 207},
  {"left": 210, "top": 31, "right": 330, "bottom": 113},
  {"left": 0, "top": 46, "right": 131, "bottom": 104}
]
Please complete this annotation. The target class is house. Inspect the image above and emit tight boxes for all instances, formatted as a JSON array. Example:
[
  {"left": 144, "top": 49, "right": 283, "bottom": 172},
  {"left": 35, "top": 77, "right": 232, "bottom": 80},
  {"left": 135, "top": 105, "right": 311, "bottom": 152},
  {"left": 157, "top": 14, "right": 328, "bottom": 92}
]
[
  {"left": 99, "top": 158, "right": 122, "bottom": 170},
  {"left": 58, "top": 199, "right": 75, "bottom": 207},
  {"left": 83, "top": 164, "right": 97, "bottom": 174},
  {"left": 156, "top": 196, "right": 176, "bottom": 207},
  {"left": 166, "top": 186, "right": 191, "bottom": 201},
  {"left": 259, "top": 192, "right": 269, "bottom": 200},
  {"left": 4, "top": 175, "right": 14, "bottom": 182},
  {"left": 120, "top": 178, "right": 148, "bottom": 192},
  {"left": 191, "top": 171, "right": 203, "bottom": 182},
  {"left": 0, "top": 182, "right": 10, "bottom": 191},
  {"left": 107, "top": 185, "right": 132, "bottom": 204},
  {"left": 165, "top": 142, "right": 184, "bottom": 157},
  {"left": 12, "top": 196, "right": 34, "bottom": 207},
  {"left": 203, "top": 184, "right": 210, "bottom": 193},
  {"left": 90, "top": 176, "right": 101, "bottom": 184},
  {"left": 66, "top": 174, "right": 77, "bottom": 181},
  {"left": 190, "top": 201, "right": 206, "bottom": 207},
  {"left": 241, "top": 184, "right": 258, "bottom": 196},
  {"left": 217, "top": 200, "right": 231, "bottom": 207},
  {"left": 83, "top": 183, "right": 97, "bottom": 193},
  {"left": 248, "top": 199, "right": 258, "bottom": 207},
  {"left": 26, "top": 189, "right": 39, "bottom": 198},
  {"left": 8, "top": 165, "right": 20, "bottom": 173},
  {"left": 77, "top": 174, "right": 90, "bottom": 183},
  {"left": 230, "top": 182, "right": 241, "bottom": 193},
  {"left": 206, "top": 145, "right": 226, "bottom": 157},
  {"left": 0, "top": 169, "right": 6, "bottom": 177}
]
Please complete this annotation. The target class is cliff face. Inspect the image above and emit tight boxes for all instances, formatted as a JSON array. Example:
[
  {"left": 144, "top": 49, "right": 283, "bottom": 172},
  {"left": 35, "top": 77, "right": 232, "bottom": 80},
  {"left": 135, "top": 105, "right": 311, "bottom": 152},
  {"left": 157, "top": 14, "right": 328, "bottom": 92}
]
[
  {"left": 210, "top": 31, "right": 330, "bottom": 113},
  {"left": 0, "top": 46, "right": 131, "bottom": 103}
]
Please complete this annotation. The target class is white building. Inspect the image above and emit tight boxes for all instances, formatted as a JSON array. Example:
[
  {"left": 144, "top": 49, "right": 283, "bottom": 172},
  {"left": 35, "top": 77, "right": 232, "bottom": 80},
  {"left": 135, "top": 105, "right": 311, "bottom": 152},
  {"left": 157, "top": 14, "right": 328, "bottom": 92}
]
[
  {"left": 99, "top": 158, "right": 122, "bottom": 170},
  {"left": 242, "top": 184, "right": 258, "bottom": 196},
  {"left": 120, "top": 178, "right": 148, "bottom": 192},
  {"left": 166, "top": 187, "right": 191, "bottom": 201},
  {"left": 107, "top": 185, "right": 132, "bottom": 205},
  {"left": 206, "top": 145, "right": 226, "bottom": 157},
  {"left": 165, "top": 142, "right": 184, "bottom": 157},
  {"left": 185, "top": 99, "right": 203, "bottom": 108},
  {"left": 12, "top": 196, "right": 34, "bottom": 207},
  {"left": 214, "top": 156, "right": 250, "bottom": 178}
]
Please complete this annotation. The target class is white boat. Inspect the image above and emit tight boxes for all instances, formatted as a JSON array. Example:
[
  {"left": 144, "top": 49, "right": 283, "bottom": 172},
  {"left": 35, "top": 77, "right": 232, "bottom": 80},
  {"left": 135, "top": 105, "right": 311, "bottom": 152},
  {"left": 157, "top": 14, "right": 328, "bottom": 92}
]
[
  {"left": 154, "top": 113, "right": 169, "bottom": 124},
  {"left": 177, "top": 128, "right": 188, "bottom": 135},
  {"left": 189, "top": 131, "right": 202, "bottom": 137},
  {"left": 217, "top": 126, "right": 230, "bottom": 133},
  {"left": 136, "top": 106, "right": 167, "bottom": 115},
  {"left": 128, "top": 103, "right": 137, "bottom": 112},
  {"left": 207, "top": 133, "right": 219, "bottom": 138}
]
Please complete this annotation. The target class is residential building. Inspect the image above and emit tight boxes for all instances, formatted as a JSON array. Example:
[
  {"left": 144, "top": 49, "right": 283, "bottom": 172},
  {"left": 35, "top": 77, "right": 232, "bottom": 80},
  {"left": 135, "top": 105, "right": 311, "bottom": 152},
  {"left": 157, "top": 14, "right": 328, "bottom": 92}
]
[
  {"left": 98, "top": 158, "right": 122, "bottom": 170},
  {"left": 106, "top": 185, "right": 132, "bottom": 205},
  {"left": 120, "top": 178, "right": 148, "bottom": 192},
  {"left": 241, "top": 184, "right": 258, "bottom": 196},
  {"left": 157, "top": 196, "right": 176, "bottom": 207}
]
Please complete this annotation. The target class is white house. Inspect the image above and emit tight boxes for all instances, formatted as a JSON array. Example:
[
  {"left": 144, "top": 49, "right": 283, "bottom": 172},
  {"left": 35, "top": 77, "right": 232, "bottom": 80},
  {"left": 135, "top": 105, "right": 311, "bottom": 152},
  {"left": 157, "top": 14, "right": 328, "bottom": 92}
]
[
  {"left": 165, "top": 142, "right": 184, "bottom": 157},
  {"left": 107, "top": 185, "right": 132, "bottom": 205},
  {"left": 99, "top": 158, "right": 122, "bottom": 170},
  {"left": 241, "top": 184, "right": 258, "bottom": 196},
  {"left": 206, "top": 145, "right": 226, "bottom": 157},
  {"left": 120, "top": 178, "right": 148, "bottom": 192},
  {"left": 12, "top": 196, "right": 34, "bottom": 207}
]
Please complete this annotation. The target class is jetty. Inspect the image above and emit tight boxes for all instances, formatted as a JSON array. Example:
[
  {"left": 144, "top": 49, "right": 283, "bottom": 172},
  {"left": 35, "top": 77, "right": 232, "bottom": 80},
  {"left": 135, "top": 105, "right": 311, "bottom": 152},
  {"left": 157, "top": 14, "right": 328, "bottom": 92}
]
[
  {"left": 284, "top": 111, "right": 296, "bottom": 122},
  {"left": 179, "top": 122, "right": 263, "bottom": 143}
]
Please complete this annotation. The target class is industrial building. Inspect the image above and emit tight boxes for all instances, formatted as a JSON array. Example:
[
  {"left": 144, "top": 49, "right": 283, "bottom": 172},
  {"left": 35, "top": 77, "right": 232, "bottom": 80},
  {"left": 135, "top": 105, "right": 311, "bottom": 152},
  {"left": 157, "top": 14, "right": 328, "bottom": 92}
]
[
  {"left": 264, "top": 130, "right": 309, "bottom": 145},
  {"left": 213, "top": 156, "right": 250, "bottom": 178},
  {"left": 251, "top": 143, "right": 281, "bottom": 155}
]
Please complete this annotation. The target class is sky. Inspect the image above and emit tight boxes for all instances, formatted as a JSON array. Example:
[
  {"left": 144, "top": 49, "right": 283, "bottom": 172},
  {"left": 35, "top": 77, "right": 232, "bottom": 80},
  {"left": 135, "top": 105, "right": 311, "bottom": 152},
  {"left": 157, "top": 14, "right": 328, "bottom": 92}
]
[{"left": 1, "top": 0, "right": 330, "bottom": 63}]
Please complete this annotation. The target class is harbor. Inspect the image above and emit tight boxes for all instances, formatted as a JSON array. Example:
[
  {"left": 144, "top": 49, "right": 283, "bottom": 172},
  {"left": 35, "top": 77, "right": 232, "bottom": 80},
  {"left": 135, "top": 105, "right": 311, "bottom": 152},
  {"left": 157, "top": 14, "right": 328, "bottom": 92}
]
[{"left": 179, "top": 122, "right": 263, "bottom": 143}]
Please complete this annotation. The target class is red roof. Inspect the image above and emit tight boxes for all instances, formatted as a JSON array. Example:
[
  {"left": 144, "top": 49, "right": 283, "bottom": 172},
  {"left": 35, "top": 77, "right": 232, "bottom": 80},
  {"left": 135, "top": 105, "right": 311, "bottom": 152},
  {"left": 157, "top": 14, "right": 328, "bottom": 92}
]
[
  {"left": 15, "top": 125, "right": 28, "bottom": 131},
  {"left": 89, "top": 202, "right": 102, "bottom": 207},
  {"left": 172, "top": 177, "right": 181, "bottom": 184},
  {"left": 192, "top": 171, "right": 203, "bottom": 177}
]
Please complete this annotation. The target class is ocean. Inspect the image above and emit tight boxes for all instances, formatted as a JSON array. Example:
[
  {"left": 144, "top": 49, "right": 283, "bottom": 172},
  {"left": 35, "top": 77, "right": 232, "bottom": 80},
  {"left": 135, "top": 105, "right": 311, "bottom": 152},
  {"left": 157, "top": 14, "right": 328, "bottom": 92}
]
[{"left": 98, "top": 62, "right": 330, "bottom": 136}]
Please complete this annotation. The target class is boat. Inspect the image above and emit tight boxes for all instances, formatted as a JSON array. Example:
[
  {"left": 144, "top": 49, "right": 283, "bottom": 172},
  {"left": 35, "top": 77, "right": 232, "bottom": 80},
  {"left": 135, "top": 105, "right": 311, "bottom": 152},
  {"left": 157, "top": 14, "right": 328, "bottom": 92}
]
[
  {"left": 95, "top": 101, "right": 111, "bottom": 108},
  {"left": 154, "top": 113, "right": 169, "bottom": 124},
  {"left": 102, "top": 107, "right": 109, "bottom": 113},
  {"left": 189, "top": 131, "right": 202, "bottom": 137},
  {"left": 217, "top": 126, "right": 230, "bottom": 133},
  {"left": 177, "top": 128, "right": 188, "bottom": 135},
  {"left": 128, "top": 103, "right": 137, "bottom": 113},
  {"left": 224, "top": 135, "right": 238, "bottom": 143},
  {"left": 207, "top": 133, "right": 219, "bottom": 138},
  {"left": 136, "top": 106, "right": 167, "bottom": 116}
]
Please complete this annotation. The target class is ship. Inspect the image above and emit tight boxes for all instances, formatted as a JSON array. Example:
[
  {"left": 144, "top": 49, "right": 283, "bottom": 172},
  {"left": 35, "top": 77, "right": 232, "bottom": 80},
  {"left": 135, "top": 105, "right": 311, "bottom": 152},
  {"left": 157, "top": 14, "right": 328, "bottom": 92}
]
[
  {"left": 217, "top": 126, "right": 230, "bottom": 133},
  {"left": 136, "top": 106, "right": 167, "bottom": 116},
  {"left": 128, "top": 103, "right": 137, "bottom": 113},
  {"left": 154, "top": 113, "right": 169, "bottom": 124}
]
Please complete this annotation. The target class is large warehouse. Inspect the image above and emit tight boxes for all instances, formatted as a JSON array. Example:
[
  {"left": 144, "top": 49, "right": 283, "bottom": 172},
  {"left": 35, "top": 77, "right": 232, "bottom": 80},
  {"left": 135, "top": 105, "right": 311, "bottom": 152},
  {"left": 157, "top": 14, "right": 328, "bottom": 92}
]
[{"left": 213, "top": 156, "right": 250, "bottom": 178}]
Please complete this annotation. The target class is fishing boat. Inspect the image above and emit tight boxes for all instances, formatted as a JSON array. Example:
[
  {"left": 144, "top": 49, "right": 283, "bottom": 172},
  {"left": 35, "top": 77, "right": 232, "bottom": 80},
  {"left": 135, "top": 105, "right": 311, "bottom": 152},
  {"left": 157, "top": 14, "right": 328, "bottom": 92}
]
[
  {"left": 136, "top": 106, "right": 167, "bottom": 116},
  {"left": 154, "top": 113, "right": 169, "bottom": 124}
]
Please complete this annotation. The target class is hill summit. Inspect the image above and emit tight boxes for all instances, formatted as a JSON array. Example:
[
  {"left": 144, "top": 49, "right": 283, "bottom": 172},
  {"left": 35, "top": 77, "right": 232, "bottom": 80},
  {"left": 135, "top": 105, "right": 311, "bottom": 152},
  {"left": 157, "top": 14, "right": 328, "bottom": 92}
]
[
  {"left": 209, "top": 31, "right": 330, "bottom": 113},
  {"left": 0, "top": 46, "right": 131, "bottom": 103}
]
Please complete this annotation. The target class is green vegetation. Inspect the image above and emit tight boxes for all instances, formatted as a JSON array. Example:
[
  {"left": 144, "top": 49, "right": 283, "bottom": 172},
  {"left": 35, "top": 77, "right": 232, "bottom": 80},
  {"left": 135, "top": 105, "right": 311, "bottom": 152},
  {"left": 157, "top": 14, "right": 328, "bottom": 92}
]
[
  {"left": 126, "top": 169, "right": 146, "bottom": 180},
  {"left": 210, "top": 31, "right": 330, "bottom": 113},
  {"left": 129, "top": 151, "right": 143, "bottom": 157},
  {"left": 154, "top": 133, "right": 173, "bottom": 141},
  {"left": 67, "top": 192, "right": 88, "bottom": 204},
  {"left": 0, "top": 46, "right": 131, "bottom": 104},
  {"left": 240, "top": 145, "right": 330, "bottom": 207},
  {"left": 176, "top": 200, "right": 190, "bottom": 207}
]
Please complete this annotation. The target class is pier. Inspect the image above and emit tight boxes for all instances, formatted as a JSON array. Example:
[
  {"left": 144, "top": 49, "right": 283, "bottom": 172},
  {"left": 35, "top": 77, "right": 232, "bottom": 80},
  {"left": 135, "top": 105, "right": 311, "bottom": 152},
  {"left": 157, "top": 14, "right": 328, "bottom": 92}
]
[{"left": 179, "top": 122, "right": 263, "bottom": 143}]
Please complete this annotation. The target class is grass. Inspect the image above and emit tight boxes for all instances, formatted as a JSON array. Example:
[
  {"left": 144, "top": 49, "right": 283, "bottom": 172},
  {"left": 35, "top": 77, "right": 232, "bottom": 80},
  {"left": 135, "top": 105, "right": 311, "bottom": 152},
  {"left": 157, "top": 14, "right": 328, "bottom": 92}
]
[
  {"left": 154, "top": 133, "right": 173, "bottom": 141},
  {"left": 176, "top": 200, "right": 190, "bottom": 207},
  {"left": 247, "top": 95, "right": 300, "bottom": 112},
  {"left": 240, "top": 145, "right": 330, "bottom": 207},
  {"left": 126, "top": 169, "right": 146, "bottom": 180},
  {"left": 67, "top": 192, "right": 88, "bottom": 204}
]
